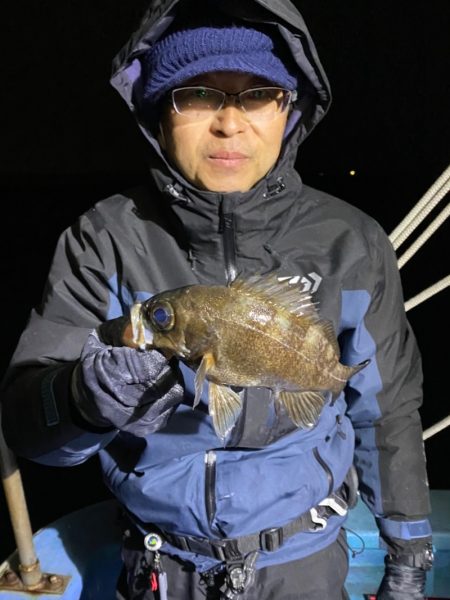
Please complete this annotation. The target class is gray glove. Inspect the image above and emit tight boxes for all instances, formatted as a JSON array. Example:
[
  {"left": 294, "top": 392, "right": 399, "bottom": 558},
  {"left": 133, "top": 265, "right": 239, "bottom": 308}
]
[
  {"left": 71, "top": 329, "right": 184, "bottom": 436},
  {"left": 376, "top": 543, "right": 433, "bottom": 600}
]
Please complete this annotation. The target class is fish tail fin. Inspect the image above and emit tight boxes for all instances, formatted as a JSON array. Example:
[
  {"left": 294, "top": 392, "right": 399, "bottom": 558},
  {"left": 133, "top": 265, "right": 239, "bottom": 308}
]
[
  {"left": 209, "top": 383, "right": 242, "bottom": 441},
  {"left": 277, "top": 390, "right": 325, "bottom": 428}
]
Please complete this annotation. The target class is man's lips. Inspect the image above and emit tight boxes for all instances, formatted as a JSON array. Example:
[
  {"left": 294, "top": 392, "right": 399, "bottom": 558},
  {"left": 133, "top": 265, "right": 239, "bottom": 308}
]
[
  {"left": 209, "top": 151, "right": 248, "bottom": 160},
  {"left": 207, "top": 151, "right": 250, "bottom": 169}
]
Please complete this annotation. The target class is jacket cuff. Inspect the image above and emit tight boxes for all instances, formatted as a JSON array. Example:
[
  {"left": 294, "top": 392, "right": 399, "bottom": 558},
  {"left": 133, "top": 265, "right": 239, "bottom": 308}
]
[
  {"left": 375, "top": 516, "right": 432, "bottom": 541},
  {"left": 2, "top": 362, "right": 115, "bottom": 460}
]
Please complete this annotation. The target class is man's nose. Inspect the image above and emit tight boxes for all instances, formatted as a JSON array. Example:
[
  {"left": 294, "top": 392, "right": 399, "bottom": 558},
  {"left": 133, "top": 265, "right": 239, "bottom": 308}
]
[{"left": 211, "top": 105, "right": 248, "bottom": 136}]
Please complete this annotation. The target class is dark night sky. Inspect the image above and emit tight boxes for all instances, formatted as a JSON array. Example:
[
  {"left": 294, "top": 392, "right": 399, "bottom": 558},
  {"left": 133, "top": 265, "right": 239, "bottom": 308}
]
[{"left": 1, "top": 1, "right": 449, "bottom": 559}]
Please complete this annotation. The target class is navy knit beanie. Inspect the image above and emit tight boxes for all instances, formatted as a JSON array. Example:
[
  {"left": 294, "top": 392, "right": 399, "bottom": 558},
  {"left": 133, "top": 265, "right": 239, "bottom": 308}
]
[{"left": 141, "top": 26, "right": 298, "bottom": 105}]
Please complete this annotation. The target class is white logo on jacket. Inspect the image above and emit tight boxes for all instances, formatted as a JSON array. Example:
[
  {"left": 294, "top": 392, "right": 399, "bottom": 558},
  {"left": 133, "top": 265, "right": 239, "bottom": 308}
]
[{"left": 278, "top": 272, "right": 322, "bottom": 293}]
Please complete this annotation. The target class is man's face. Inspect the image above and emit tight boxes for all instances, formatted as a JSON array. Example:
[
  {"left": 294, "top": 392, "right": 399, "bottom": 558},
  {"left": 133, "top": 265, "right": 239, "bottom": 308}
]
[{"left": 159, "top": 72, "right": 290, "bottom": 193}]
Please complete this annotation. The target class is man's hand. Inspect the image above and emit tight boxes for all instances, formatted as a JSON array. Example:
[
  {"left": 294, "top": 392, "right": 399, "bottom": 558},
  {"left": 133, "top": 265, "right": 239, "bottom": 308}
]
[
  {"left": 71, "top": 329, "right": 184, "bottom": 436},
  {"left": 376, "top": 544, "right": 433, "bottom": 600}
]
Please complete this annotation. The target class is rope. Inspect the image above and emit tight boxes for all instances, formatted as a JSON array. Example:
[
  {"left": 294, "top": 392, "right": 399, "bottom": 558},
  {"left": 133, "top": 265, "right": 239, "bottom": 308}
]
[
  {"left": 391, "top": 166, "right": 450, "bottom": 440},
  {"left": 404, "top": 275, "right": 450, "bottom": 312},
  {"left": 392, "top": 179, "right": 450, "bottom": 252},
  {"left": 423, "top": 415, "right": 450, "bottom": 441},
  {"left": 397, "top": 202, "right": 450, "bottom": 269},
  {"left": 390, "top": 164, "right": 450, "bottom": 249}
]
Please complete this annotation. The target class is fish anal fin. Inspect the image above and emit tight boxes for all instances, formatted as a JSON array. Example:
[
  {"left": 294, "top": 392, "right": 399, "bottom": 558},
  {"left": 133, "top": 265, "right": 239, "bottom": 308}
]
[
  {"left": 194, "top": 352, "right": 215, "bottom": 408},
  {"left": 278, "top": 390, "right": 325, "bottom": 428},
  {"left": 209, "top": 383, "right": 242, "bottom": 441}
]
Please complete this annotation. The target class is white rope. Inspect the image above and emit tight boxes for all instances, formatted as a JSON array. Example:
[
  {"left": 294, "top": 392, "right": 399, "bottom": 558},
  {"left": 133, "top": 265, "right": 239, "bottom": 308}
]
[
  {"left": 391, "top": 179, "right": 450, "bottom": 251},
  {"left": 423, "top": 415, "right": 450, "bottom": 441},
  {"left": 390, "top": 164, "right": 450, "bottom": 245},
  {"left": 390, "top": 164, "right": 450, "bottom": 249},
  {"left": 404, "top": 275, "right": 450, "bottom": 312},
  {"left": 397, "top": 202, "right": 450, "bottom": 269},
  {"left": 390, "top": 168, "right": 450, "bottom": 441}
]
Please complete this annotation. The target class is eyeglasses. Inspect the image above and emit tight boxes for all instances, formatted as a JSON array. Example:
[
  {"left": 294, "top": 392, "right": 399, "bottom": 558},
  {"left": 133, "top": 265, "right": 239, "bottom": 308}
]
[{"left": 170, "top": 86, "right": 297, "bottom": 121}]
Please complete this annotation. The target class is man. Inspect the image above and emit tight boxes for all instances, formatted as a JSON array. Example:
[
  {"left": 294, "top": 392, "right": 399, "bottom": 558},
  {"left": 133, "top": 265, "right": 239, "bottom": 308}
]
[{"left": 1, "top": 1, "right": 433, "bottom": 598}]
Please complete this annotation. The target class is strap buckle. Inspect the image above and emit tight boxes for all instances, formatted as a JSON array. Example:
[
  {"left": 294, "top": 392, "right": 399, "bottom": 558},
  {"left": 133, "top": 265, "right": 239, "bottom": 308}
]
[
  {"left": 310, "top": 491, "right": 348, "bottom": 530},
  {"left": 309, "top": 507, "right": 327, "bottom": 530},
  {"left": 260, "top": 527, "right": 283, "bottom": 551},
  {"left": 210, "top": 538, "right": 242, "bottom": 561},
  {"left": 319, "top": 492, "right": 348, "bottom": 517}
]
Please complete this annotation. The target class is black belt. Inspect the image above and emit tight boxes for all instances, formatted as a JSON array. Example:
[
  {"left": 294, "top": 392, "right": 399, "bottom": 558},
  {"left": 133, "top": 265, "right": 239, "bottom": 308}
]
[{"left": 145, "top": 484, "right": 350, "bottom": 562}]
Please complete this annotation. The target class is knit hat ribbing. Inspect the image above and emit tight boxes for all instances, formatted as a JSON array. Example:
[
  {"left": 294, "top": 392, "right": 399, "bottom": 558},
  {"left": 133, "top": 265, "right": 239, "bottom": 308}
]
[{"left": 141, "top": 26, "right": 298, "bottom": 105}]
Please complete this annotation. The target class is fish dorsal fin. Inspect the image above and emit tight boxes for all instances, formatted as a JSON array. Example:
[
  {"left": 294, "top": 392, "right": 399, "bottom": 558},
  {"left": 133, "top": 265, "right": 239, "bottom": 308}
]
[
  {"left": 319, "top": 320, "right": 341, "bottom": 357},
  {"left": 230, "top": 273, "right": 319, "bottom": 319}
]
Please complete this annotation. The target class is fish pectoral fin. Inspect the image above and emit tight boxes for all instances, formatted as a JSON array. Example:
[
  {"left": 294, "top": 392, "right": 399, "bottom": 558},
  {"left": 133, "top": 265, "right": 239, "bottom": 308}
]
[
  {"left": 277, "top": 390, "right": 325, "bottom": 428},
  {"left": 209, "top": 383, "right": 242, "bottom": 441},
  {"left": 193, "top": 352, "right": 215, "bottom": 408}
]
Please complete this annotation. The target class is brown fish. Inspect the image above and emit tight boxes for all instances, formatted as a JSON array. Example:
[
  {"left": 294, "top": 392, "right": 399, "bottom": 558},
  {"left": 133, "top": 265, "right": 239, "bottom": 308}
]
[{"left": 99, "top": 274, "right": 369, "bottom": 440}]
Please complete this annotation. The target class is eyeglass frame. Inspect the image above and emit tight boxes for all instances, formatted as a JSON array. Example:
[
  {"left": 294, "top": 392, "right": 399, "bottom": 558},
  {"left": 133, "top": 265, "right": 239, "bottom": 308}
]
[{"left": 168, "top": 85, "right": 298, "bottom": 119}]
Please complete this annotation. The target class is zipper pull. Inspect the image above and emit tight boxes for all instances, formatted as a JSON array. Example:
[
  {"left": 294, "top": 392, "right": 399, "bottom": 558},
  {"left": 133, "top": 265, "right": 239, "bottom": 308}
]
[
  {"left": 336, "top": 415, "right": 346, "bottom": 439},
  {"left": 165, "top": 183, "right": 188, "bottom": 203}
]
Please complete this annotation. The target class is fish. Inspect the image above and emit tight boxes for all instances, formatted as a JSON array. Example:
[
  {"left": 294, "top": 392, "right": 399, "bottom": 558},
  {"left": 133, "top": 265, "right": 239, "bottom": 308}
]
[{"left": 99, "top": 274, "right": 369, "bottom": 440}]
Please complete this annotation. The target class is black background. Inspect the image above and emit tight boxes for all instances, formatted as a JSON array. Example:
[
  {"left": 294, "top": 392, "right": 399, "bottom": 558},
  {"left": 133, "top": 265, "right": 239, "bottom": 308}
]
[{"left": 1, "top": 1, "right": 449, "bottom": 560}]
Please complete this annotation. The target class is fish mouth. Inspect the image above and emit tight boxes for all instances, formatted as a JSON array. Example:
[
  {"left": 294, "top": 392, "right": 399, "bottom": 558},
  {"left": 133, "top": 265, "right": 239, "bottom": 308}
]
[
  {"left": 143, "top": 326, "right": 154, "bottom": 347},
  {"left": 131, "top": 303, "right": 154, "bottom": 349}
]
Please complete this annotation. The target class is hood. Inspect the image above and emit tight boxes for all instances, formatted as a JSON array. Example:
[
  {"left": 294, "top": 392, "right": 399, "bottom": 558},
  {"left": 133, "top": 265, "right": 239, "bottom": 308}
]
[{"left": 110, "top": 0, "right": 332, "bottom": 189}]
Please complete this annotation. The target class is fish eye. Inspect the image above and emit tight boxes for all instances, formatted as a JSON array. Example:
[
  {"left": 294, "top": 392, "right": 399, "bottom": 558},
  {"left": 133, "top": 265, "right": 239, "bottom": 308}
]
[{"left": 149, "top": 302, "right": 174, "bottom": 331}]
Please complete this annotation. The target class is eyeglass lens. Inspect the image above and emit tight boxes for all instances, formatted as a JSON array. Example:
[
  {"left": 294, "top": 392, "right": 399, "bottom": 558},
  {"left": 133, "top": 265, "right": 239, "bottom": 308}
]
[{"left": 172, "top": 87, "right": 291, "bottom": 120}]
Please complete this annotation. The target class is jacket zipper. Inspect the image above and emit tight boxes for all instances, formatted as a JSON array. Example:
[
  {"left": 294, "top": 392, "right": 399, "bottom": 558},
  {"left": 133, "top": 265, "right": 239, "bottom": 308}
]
[
  {"left": 204, "top": 450, "right": 217, "bottom": 526},
  {"left": 220, "top": 200, "right": 238, "bottom": 284},
  {"left": 218, "top": 178, "right": 285, "bottom": 284},
  {"left": 313, "top": 447, "right": 334, "bottom": 497}
]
